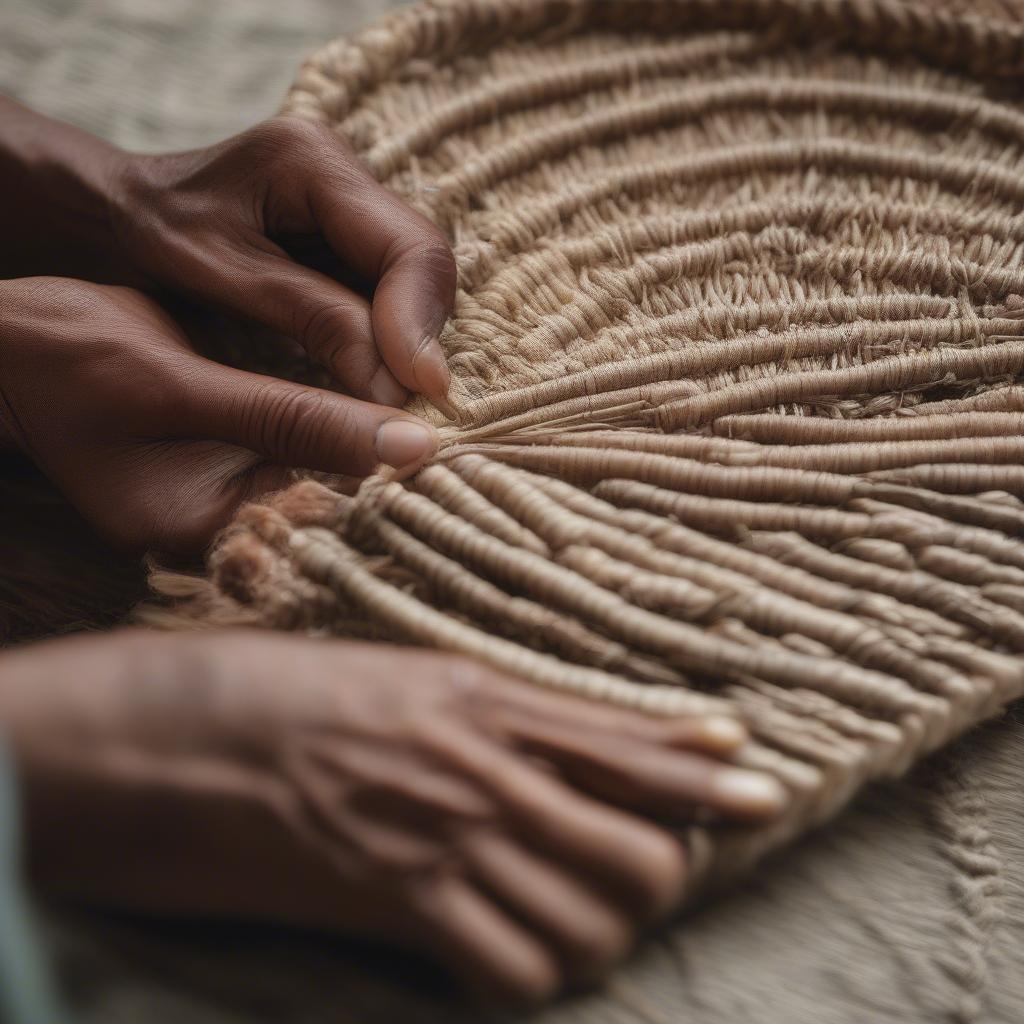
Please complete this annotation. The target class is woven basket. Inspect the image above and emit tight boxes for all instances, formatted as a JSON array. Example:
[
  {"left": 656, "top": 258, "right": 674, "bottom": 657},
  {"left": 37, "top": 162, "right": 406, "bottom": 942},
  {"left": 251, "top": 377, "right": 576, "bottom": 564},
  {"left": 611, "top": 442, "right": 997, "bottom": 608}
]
[{"left": 160, "top": 0, "right": 1024, "bottom": 896}]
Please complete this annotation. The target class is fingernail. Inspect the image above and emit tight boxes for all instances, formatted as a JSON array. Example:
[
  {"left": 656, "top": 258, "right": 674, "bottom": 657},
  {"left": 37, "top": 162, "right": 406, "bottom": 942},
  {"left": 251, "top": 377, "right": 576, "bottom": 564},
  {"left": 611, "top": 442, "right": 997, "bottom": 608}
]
[
  {"left": 428, "top": 390, "right": 460, "bottom": 422},
  {"left": 412, "top": 336, "right": 452, "bottom": 400},
  {"left": 375, "top": 418, "right": 438, "bottom": 471},
  {"left": 711, "top": 769, "right": 786, "bottom": 813},
  {"left": 370, "top": 364, "right": 409, "bottom": 407},
  {"left": 699, "top": 717, "right": 747, "bottom": 750}
]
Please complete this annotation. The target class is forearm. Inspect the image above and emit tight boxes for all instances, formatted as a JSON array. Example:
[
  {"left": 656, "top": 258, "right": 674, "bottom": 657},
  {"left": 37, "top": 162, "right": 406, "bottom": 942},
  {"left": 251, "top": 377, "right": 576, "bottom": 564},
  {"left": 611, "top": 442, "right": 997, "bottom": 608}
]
[
  {"left": 0, "top": 96, "right": 124, "bottom": 279},
  {"left": 0, "top": 641, "right": 79, "bottom": 885},
  {"left": 0, "top": 630, "right": 309, "bottom": 912}
]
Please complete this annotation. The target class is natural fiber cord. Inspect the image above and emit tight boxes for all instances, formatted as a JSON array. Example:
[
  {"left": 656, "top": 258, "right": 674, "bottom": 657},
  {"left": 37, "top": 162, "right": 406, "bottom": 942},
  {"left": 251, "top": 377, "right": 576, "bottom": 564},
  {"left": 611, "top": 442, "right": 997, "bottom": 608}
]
[{"left": 153, "top": 0, "right": 1024, "bottom": 897}]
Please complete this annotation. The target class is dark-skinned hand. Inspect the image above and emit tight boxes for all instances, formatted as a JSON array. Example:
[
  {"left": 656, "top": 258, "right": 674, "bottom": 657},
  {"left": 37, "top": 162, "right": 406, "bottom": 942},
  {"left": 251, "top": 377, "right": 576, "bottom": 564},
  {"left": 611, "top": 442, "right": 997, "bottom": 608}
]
[
  {"left": 1, "top": 99, "right": 456, "bottom": 408},
  {"left": 0, "top": 99, "right": 457, "bottom": 552},
  {"left": 0, "top": 277, "right": 439, "bottom": 553},
  {"left": 1, "top": 629, "right": 785, "bottom": 1004}
]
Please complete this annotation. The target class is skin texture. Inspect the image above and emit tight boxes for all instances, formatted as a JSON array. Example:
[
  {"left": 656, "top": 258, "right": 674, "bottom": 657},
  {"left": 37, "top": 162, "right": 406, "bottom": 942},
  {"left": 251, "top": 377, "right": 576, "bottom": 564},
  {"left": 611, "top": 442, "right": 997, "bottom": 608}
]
[
  {"left": 0, "top": 99, "right": 457, "bottom": 551},
  {"left": 1, "top": 630, "right": 784, "bottom": 1003}
]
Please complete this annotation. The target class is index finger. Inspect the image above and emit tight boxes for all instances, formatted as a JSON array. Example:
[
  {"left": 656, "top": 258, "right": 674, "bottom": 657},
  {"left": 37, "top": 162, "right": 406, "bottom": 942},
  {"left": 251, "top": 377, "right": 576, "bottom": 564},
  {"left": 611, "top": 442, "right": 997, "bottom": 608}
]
[{"left": 308, "top": 158, "right": 457, "bottom": 411}]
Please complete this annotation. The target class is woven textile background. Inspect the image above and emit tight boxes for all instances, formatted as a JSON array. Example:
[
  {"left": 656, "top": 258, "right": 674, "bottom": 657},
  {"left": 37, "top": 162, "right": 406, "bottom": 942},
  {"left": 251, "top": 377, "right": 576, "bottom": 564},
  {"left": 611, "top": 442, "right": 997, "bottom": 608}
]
[{"left": 5, "top": 1, "right": 1024, "bottom": 1022}]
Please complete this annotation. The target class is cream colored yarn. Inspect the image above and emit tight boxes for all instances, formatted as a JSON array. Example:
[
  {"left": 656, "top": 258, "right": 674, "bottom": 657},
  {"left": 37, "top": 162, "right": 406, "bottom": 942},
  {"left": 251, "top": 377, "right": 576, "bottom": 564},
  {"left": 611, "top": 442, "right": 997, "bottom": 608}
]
[{"left": 157, "top": 0, "right": 1024, "bottom": 894}]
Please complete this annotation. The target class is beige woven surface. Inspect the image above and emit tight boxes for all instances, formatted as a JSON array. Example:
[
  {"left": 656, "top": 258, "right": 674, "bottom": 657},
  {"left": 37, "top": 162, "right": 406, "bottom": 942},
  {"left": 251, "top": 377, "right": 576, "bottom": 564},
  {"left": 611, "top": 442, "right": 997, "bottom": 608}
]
[
  {"left": 162, "top": 0, "right": 1024, "bottom": 899},
  {"left": 1, "top": 1, "right": 1021, "bottom": 1021}
]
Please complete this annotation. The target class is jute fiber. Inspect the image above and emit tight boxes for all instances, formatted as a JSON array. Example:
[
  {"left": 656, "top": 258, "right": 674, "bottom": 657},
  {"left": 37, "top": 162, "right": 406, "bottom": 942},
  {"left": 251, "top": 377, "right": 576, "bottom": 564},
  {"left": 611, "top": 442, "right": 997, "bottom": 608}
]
[{"left": 158, "top": 0, "right": 1024, "bottom": 898}]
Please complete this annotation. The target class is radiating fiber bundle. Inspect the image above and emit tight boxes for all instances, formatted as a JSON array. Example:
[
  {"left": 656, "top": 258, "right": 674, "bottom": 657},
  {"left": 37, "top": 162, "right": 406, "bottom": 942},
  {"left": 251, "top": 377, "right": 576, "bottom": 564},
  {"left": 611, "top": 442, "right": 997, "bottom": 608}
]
[{"left": 158, "top": 0, "right": 1024, "bottom": 895}]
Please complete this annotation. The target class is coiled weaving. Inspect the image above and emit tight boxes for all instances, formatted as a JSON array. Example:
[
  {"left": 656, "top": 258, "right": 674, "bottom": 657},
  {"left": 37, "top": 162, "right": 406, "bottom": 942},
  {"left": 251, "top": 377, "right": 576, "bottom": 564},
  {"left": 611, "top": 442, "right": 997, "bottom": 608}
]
[{"left": 164, "top": 0, "right": 1024, "bottom": 896}]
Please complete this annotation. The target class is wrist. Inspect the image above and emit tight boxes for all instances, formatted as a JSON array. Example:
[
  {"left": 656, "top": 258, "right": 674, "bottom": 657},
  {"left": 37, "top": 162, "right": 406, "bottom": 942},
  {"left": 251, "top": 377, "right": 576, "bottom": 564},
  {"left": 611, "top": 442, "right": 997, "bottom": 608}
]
[
  {"left": 0, "top": 97, "right": 128, "bottom": 280},
  {"left": 0, "top": 631, "right": 267, "bottom": 896},
  {"left": 0, "top": 633, "right": 167, "bottom": 874}
]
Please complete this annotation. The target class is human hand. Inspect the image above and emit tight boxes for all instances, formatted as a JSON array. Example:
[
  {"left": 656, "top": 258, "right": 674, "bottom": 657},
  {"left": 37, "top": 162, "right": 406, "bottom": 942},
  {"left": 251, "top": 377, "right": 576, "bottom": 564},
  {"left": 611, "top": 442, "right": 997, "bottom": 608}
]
[
  {"left": 104, "top": 117, "right": 457, "bottom": 408},
  {"left": 0, "top": 278, "right": 439, "bottom": 553},
  {"left": 1, "top": 99, "right": 455, "bottom": 410},
  {"left": 0, "top": 99, "right": 455, "bottom": 410},
  {"left": 2, "top": 629, "right": 785, "bottom": 1003}
]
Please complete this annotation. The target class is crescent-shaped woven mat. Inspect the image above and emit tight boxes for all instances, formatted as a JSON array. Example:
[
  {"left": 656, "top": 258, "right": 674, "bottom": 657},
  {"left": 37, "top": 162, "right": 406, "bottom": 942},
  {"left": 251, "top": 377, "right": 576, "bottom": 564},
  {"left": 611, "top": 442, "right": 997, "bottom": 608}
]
[{"left": 155, "top": 0, "right": 1024, "bottom": 897}]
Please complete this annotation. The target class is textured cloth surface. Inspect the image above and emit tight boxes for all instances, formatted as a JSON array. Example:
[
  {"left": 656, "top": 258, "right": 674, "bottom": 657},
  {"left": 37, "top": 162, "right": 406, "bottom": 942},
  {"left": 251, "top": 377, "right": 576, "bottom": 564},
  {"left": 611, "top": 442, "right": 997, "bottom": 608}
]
[{"left": 3, "top": 0, "right": 1024, "bottom": 1021}]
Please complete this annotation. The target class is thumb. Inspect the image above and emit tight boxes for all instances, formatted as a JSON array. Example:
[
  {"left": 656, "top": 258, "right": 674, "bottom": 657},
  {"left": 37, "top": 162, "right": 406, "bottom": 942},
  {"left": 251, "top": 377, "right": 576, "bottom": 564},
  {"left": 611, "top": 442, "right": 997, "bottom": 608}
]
[{"left": 175, "top": 355, "right": 439, "bottom": 478}]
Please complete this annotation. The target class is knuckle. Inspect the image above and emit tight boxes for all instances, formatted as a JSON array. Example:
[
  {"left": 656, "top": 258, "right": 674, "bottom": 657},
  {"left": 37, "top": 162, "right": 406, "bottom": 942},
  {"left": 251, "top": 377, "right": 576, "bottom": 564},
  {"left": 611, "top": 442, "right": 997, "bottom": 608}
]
[
  {"left": 102, "top": 350, "right": 187, "bottom": 434},
  {"left": 252, "top": 385, "right": 361, "bottom": 470},
  {"left": 297, "top": 300, "right": 355, "bottom": 363},
  {"left": 79, "top": 345, "right": 183, "bottom": 435},
  {"left": 10, "top": 275, "right": 82, "bottom": 312},
  {"left": 113, "top": 158, "right": 219, "bottom": 246},
  {"left": 130, "top": 359, "right": 185, "bottom": 423},
  {"left": 440, "top": 657, "right": 507, "bottom": 717},
  {"left": 247, "top": 116, "right": 340, "bottom": 165},
  {"left": 408, "top": 235, "right": 457, "bottom": 289},
  {"left": 446, "top": 655, "right": 498, "bottom": 695},
  {"left": 113, "top": 156, "right": 163, "bottom": 213},
  {"left": 260, "top": 387, "right": 331, "bottom": 457}
]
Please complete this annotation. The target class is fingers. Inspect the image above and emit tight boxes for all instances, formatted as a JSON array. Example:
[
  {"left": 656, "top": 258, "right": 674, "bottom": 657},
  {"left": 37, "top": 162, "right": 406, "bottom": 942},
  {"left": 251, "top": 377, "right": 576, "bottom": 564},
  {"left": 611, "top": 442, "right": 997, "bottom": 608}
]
[
  {"left": 484, "top": 674, "right": 750, "bottom": 756},
  {"left": 368, "top": 231, "right": 456, "bottom": 409},
  {"left": 148, "top": 119, "right": 456, "bottom": 407},
  {"left": 463, "top": 831, "right": 634, "bottom": 986},
  {"left": 302, "top": 145, "right": 457, "bottom": 408},
  {"left": 179, "top": 238, "right": 409, "bottom": 407},
  {"left": 418, "top": 718, "right": 687, "bottom": 920},
  {"left": 458, "top": 668, "right": 786, "bottom": 820},
  {"left": 173, "top": 353, "right": 437, "bottom": 478},
  {"left": 408, "top": 876, "right": 560, "bottom": 1005},
  {"left": 509, "top": 720, "right": 786, "bottom": 822}
]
